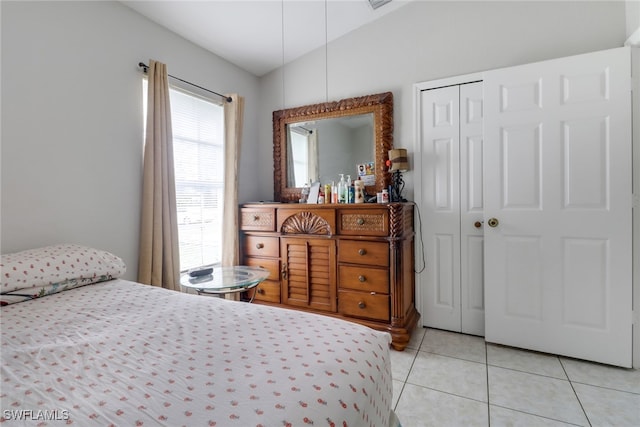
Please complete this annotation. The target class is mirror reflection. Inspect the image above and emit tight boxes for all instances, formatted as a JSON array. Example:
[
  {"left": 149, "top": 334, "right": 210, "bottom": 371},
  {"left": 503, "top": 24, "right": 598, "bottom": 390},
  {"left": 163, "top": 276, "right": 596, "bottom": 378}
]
[
  {"left": 273, "top": 92, "right": 393, "bottom": 203},
  {"left": 286, "top": 113, "right": 374, "bottom": 188}
]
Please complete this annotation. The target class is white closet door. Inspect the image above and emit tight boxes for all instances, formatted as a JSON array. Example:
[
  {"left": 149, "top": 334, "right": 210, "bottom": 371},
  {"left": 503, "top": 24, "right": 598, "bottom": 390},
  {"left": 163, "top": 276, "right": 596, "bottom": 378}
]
[
  {"left": 460, "top": 82, "right": 485, "bottom": 336},
  {"left": 483, "top": 47, "right": 632, "bottom": 367},
  {"left": 420, "top": 82, "right": 485, "bottom": 335},
  {"left": 420, "top": 85, "right": 462, "bottom": 332}
]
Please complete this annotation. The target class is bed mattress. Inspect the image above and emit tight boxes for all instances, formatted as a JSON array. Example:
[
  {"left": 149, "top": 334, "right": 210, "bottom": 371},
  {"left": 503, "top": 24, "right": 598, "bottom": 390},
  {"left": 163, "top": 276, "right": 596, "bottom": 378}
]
[{"left": 1, "top": 279, "right": 394, "bottom": 426}]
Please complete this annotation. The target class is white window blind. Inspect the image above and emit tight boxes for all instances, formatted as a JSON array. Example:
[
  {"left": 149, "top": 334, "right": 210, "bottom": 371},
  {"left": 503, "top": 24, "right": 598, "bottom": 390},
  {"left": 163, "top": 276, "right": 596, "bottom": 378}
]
[{"left": 143, "top": 80, "right": 224, "bottom": 271}]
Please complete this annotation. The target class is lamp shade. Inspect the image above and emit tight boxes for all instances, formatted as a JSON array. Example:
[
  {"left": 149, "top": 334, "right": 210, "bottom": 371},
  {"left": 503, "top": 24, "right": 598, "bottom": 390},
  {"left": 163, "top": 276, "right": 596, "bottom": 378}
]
[{"left": 388, "top": 149, "right": 409, "bottom": 172}]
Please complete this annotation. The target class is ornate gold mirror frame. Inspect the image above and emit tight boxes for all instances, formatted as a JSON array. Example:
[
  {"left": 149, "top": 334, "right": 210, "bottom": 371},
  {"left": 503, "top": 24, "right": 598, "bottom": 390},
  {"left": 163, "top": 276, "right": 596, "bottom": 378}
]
[{"left": 273, "top": 92, "right": 394, "bottom": 203}]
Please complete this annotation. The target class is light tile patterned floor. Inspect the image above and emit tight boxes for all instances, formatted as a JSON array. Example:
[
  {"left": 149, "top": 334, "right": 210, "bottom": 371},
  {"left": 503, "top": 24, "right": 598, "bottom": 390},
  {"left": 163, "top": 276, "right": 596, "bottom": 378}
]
[{"left": 391, "top": 328, "right": 640, "bottom": 427}]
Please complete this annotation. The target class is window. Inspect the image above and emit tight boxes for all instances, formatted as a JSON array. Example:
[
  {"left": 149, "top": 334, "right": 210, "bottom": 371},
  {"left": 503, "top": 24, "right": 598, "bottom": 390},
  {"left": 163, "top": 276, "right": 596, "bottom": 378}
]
[
  {"left": 288, "top": 126, "right": 318, "bottom": 187},
  {"left": 290, "top": 130, "right": 309, "bottom": 187},
  {"left": 143, "top": 81, "right": 224, "bottom": 271}
]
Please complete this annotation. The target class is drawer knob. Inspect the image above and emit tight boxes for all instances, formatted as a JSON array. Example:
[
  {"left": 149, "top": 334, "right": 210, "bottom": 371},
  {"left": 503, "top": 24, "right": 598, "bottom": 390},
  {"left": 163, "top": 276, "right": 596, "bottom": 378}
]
[
  {"left": 358, "top": 301, "right": 366, "bottom": 309},
  {"left": 257, "top": 288, "right": 265, "bottom": 294},
  {"left": 358, "top": 248, "right": 367, "bottom": 256},
  {"left": 357, "top": 218, "right": 365, "bottom": 225},
  {"left": 256, "top": 243, "right": 264, "bottom": 249},
  {"left": 358, "top": 275, "right": 366, "bottom": 282},
  {"left": 253, "top": 215, "right": 260, "bottom": 221}
]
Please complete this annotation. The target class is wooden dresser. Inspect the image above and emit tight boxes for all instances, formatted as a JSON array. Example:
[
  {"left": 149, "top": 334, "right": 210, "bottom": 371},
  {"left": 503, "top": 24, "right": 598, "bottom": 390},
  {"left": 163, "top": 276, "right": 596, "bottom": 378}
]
[{"left": 240, "top": 202, "right": 419, "bottom": 350}]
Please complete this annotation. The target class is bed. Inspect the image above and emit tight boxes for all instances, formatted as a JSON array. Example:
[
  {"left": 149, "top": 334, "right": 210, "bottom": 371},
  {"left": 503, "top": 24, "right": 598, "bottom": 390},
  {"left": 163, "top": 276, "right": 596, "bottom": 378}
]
[{"left": 1, "top": 244, "right": 400, "bottom": 426}]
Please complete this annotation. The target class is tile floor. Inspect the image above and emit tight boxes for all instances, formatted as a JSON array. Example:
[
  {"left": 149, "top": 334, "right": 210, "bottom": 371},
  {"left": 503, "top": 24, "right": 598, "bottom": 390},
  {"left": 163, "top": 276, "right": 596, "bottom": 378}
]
[{"left": 390, "top": 327, "right": 640, "bottom": 427}]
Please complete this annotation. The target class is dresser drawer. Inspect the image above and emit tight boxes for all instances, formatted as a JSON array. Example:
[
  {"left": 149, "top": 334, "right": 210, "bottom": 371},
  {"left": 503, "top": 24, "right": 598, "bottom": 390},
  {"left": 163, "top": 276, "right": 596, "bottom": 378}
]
[
  {"left": 251, "top": 280, "right": 281, "bottom": 303},
  {"left": 337, "top": 209, "right": 389, "bottom": 236},
  {"left": 338, "top": 240, "right": 389, "bottom": 267},
  {"left": 243, "top": 235, "right": 279, "bottom": 257},
  {"left": 243, "top": 257, "right": 280, "bottom": 281},
  {"left": 338, "top": 265, "right": 388, "bottom": 294},
  {"left": 241, "top": 208, "right": 276, "bottom": 231},
  {"left": 338, "top": 290, "right": 389, "bottom": 322}
]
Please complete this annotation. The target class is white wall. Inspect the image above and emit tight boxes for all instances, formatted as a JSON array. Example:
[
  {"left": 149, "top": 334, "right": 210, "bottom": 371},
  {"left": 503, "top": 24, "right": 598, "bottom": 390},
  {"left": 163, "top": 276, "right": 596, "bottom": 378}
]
[
  {"left": 0, "top": 1, "right": 260, "bottom": 279},
  {"left": 257, "top": 1, "right": 627, "bottom": 202},
  {"left": 627, "top": 0, "right": 640, "bottom": 40}
]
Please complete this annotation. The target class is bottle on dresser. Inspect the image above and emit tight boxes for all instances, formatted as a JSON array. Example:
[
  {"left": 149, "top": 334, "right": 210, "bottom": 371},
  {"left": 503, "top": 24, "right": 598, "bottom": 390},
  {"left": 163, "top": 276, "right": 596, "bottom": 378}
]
[
  {"left": 332, "top": 181, "right": 338, "bottom": 204},
  {"left": 354, "top": 177, "right": 365, "bottom": 203},
  {"left": 338, "top": 174, "right": 346, "bottom": 204},
  {"left": 347, "top": 175, "right": 354, "bottom": 203}
]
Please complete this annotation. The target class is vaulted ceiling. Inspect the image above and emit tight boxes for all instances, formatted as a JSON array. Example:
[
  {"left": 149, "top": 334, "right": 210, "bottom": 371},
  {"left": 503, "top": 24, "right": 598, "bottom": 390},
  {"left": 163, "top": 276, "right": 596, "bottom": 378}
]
[{"left": 122, "top": 0, "right": 412, "bottom": 77}]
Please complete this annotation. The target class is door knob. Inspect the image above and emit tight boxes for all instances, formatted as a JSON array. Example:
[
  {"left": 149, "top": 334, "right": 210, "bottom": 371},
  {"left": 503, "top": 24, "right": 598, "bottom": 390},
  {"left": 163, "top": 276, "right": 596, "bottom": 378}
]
[
  {"left": 474, "top": 221, "right": 483, "bottom": 228},
  {"left": 487, "top": 218, "right": 499, "bottom": 228}
]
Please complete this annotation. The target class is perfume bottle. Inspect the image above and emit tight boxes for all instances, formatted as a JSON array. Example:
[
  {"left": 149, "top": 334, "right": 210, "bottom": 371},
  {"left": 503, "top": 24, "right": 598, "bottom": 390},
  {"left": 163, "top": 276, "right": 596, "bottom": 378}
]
[{"left": 338, "top": 174, "right": 346, "bottom": 204}]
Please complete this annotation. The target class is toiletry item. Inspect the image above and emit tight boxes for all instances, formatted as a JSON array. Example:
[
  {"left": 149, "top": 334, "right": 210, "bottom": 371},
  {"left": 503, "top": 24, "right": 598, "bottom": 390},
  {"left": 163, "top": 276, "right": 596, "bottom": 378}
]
[
  {"left": 300, "top": 181, "right": 310, "bottom": 203},
  {"left": 348, "top": 184, "right": 355, "bottom": 204},
  {"left": 346, "top": 175, "right": 353, "bottom": 203},
  {"left": 381, "top": 189, "right": 389, "bottom": 203},
  {"left": 377, "top": 192, "right": 383, "bottom": 203},
  {"left": 324, "top": 184, "right": 331, "bottom": 204},
  {"left": 332, "top": 181, "right": 338, "bottom": 204},
  {"left": 354, "top": 178, "right": 365, "bottom": 203},
  {"left": 338, "top": 174, "right": 346, "bottom": 204}
]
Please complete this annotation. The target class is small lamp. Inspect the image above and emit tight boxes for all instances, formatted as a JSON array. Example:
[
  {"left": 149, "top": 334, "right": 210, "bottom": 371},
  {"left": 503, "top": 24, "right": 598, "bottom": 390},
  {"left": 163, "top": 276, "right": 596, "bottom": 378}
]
[{"left": 388, "top": 148, "right": 409, "bottom": 202}]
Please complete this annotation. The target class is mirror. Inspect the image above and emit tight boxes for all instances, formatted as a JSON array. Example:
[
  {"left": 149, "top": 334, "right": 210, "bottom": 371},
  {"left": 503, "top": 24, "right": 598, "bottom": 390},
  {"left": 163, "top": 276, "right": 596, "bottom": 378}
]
[
  {"left": 287, "top": 114, "right": 373, "bottom": 188},
  {"left": 274, "top": 92, "right": 393, "bottom": 203}
]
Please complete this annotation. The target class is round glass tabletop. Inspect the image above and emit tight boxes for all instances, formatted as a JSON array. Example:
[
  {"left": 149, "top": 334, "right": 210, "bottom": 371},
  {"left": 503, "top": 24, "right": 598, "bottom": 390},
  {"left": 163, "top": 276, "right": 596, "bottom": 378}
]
[{"left": 180, "top": 266, "right": 270, "bottom": 294}]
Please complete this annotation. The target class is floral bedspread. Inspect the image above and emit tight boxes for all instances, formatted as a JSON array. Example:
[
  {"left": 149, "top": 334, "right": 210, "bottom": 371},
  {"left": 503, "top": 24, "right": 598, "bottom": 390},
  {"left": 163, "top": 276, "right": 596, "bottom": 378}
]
[{"left": 1, "top": 279, "right": 393, "bottom": 426}]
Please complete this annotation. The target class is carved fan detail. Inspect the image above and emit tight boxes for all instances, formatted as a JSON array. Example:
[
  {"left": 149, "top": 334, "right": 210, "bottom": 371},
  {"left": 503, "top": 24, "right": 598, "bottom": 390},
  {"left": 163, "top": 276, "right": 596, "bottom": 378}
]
[{"left": 281, "top": 212, "right": 331, "bottom": 235}]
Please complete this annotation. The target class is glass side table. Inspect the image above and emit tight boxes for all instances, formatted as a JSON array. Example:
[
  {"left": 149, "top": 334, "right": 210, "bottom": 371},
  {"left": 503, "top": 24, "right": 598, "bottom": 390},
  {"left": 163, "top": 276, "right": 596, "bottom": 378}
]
[{"left": 180, "top": 266, "right": 270, "bottom": 302}]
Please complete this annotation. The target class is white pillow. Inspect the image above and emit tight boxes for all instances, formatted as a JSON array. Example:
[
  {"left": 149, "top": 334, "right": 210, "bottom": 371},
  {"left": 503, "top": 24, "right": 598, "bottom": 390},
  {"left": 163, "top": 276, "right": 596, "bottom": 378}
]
[{"left": 1, "top": 244, "right": 126, "bottom": 306}]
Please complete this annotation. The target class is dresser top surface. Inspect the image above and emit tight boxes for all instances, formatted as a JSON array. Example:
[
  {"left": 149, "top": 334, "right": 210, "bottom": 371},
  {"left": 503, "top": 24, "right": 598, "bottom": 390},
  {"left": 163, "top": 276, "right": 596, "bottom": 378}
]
[{"left": 242, "top": 202, "right": 411, "bottom": 209}]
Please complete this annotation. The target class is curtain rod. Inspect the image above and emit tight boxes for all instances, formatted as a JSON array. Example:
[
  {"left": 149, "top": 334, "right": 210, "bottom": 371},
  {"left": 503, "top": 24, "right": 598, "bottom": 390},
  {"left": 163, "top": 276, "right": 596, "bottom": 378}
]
[{"left": 138, "top": 62, "right": 232, "bottom": 103}]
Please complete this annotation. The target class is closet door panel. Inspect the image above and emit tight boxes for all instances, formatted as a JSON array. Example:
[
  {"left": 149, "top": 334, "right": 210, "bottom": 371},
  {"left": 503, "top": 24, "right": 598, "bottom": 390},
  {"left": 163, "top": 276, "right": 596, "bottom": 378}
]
[
  {"left": 420, "top": 82, "right": 485, "bottom": 336},
  {"left": 501, "top": 123, "right": 542, "bottom": 209},
  {"left": 464, "top": 136, "right": 484, "bottom": 212},
  {"left": 460, "top": 82, "right": 485, "bottom": 336},
  {"left": 483, "top": 47, "right": 632, "bottom": 367},
  {"left": 420, "top": 85, "right": 462, "bottom": 331}
]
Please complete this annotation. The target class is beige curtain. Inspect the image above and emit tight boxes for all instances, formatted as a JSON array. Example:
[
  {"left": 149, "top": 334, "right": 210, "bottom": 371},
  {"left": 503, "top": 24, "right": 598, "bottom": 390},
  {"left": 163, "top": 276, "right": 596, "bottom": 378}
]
[
  {"left": 137, "top": 60, "right": 181, "bottom": 291},
  {"left": 308, "top": 130, "right": 318, "bottom": 184},
  {"left": 221, "top": 94, "right": 245, "bottom": 271}
]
